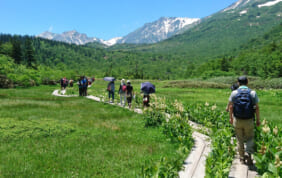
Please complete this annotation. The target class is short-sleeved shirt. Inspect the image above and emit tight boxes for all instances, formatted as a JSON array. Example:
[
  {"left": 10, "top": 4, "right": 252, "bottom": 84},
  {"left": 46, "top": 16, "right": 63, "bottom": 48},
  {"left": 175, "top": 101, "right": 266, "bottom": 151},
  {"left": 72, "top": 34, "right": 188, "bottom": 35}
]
[
  {"left": 126, "top": 85, "right": 133, "bottom": 95},
  {"left": 229, "top": 86, "right": 259, "bottom": 105},
  {"left": 108, "top": 82, "right": 115, "bottom": 92}
]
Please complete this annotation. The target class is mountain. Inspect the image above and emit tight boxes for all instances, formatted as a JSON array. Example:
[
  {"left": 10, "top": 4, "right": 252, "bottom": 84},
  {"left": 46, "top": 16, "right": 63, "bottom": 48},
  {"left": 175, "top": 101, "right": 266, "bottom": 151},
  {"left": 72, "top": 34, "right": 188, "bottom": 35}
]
[
  {"left": 37, "top": 30, "right": 105, "bottom": 45},
  {"left": 122, "top": 0, "right": 281, "bottom": 62},
  {"left": 37, "top": 30, "right": 106, "bottom": 45},
  {"left": 118, "top": 17, "right": 200, "bottom": 44},
  {"left": 38, "top": 17, "right": 199, "bottom": 46}
]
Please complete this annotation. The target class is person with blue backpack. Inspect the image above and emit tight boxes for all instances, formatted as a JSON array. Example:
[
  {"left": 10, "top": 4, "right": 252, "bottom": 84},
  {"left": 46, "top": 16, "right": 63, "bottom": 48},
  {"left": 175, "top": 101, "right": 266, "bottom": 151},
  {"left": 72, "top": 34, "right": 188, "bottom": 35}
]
[
  {"left": 107, "top": 81, "right": 115, "bottom": 103},
  {"left": 228, "top": 76, "right": 260, "bottom": 166},
  {"left": 78, "top": 76, "right": 84, "bottom": 96}
]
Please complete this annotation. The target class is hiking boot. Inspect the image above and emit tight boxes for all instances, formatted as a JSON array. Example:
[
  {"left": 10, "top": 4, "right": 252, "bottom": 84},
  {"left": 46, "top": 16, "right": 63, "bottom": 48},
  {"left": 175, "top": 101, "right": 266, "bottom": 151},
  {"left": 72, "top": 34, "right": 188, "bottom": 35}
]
[
  {"left": 240, "top": 158, "right": 245, "bottom": 164},
  {"left": 246, "top": 157, "right": 253, "bottom": 166}
]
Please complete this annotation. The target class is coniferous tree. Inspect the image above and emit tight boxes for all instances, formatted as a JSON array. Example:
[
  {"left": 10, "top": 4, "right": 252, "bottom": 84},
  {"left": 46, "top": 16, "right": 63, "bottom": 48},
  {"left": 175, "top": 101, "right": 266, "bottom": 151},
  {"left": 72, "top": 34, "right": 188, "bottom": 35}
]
[
  {"left": 24, "top": 38, "right": 36, "bottom": 68},
  {"left": 11, "top": 39, "right": 22, "bottom": 64}
]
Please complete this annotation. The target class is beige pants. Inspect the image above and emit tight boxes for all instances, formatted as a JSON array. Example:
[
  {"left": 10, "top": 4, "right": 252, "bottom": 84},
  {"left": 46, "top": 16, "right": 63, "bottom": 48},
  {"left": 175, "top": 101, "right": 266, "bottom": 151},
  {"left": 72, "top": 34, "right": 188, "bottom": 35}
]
[{"left": 233, "top": 118, "right": 254, "bottom": 159}]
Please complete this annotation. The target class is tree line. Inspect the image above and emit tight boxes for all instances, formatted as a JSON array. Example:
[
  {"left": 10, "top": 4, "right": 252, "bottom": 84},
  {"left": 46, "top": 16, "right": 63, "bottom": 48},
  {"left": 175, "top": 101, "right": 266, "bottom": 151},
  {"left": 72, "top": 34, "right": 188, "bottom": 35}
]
[{"left": 0, "top": 23, "right": 281, "bottom": 87}]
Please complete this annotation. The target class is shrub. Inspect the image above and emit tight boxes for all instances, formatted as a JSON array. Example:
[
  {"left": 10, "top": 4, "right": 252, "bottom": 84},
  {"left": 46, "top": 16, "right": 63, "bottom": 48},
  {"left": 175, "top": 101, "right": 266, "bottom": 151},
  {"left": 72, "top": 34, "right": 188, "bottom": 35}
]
[
  {"left": 144, "top": 109, "right": 165, "bottom": 127},
  {"left": 254, "top": 120, "right": 282, "bottom": 177}
]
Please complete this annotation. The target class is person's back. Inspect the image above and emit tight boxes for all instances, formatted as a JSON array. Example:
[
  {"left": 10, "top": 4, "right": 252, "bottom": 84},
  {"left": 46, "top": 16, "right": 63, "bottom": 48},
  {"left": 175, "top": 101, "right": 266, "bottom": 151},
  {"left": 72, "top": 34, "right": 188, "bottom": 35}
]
[
  {"left": 119, "top": 79, "right": 126, "bottom": 106},
  {"left": 108, "top": 81, "right": 115, "bottom": 103},
  {"left": 228, "top": 76, "right": 260, "bottom": 165},
  {"left": 126, "top": 80, "right": 133, "bottom": 108}
]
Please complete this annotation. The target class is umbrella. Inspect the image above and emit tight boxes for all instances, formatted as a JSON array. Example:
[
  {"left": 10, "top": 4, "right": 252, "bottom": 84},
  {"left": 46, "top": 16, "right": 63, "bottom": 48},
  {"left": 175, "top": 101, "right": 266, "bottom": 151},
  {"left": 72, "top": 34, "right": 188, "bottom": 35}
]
[
  {"left": 141, "top": 82, "right": 155, "bottom": 94},
  {"left": 103, "top": 77, "right": 115, "bottom": 82}
]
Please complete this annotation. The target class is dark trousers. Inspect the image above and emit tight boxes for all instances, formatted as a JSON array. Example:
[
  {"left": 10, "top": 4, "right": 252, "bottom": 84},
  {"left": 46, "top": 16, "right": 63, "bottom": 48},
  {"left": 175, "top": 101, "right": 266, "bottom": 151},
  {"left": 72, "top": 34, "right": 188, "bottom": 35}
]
[{"left": 79, "top": 87, "right": 83, "bottom": 96}]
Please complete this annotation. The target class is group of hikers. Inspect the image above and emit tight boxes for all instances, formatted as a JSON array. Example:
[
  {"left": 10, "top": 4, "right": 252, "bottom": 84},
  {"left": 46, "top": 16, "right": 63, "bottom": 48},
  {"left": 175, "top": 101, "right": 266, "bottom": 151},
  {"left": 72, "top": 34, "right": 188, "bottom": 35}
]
[
  {"left": 60, "top": 76, "right": 95, "bottom": 96},
  {"left": 107, "top": 79, "right": 150, "bottom": 108},
  {"left": 60, "top": 75, "right": 260, "bottom": 167},
  {"left": 106, "top": 76, "right": 261, "bottom": 167},
  {"left": 60, "top": 76, "right": 150, "bottom": 108},
  {"left": 77, "top": 76, "right": 95, "bottom": 96},
  {"left": 60, "top": 77, "right": 73, "bottom": 90}
]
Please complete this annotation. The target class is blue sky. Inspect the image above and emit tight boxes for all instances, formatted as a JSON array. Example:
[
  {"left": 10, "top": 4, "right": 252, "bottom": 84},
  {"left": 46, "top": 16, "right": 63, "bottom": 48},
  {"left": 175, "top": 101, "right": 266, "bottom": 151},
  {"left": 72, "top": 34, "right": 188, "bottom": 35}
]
[{"left": 0, "top": 0, "right": 237, "bottom": 40}]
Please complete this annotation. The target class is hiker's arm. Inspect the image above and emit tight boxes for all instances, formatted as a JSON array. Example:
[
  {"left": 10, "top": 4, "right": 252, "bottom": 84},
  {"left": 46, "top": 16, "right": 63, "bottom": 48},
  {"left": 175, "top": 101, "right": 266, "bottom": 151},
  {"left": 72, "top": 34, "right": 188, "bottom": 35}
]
[
  {"left": 229, "top": 104, "right": 233, "bottom": 124},
  {"left": 226, "top": 102, "right": 232, "bottom": 112},
  {"left": 255, "top": 104, "right": 260, "bottom": 126}
]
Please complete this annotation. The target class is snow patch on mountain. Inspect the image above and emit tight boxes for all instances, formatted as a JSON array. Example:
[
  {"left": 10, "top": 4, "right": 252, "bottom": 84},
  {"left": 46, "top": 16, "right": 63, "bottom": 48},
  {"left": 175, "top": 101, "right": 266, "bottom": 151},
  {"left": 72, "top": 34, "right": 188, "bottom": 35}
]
[
  {"left": 37, "top": 31, "right": 55, "bottom": 40},
  {"left": 102, "top": 37, "right": 123, "bottom": 46},
  {"left": 240, "top": 9, "right": 248, "bottom": 15},
  {"left": 119, "top": 17, "right": 200, "bottom": 44},
  {"left": 223, "top": 0, "right": 245, "bottom": 12},
  {"left": 258, "top": 0, "right": 282, "bottom": 8}
]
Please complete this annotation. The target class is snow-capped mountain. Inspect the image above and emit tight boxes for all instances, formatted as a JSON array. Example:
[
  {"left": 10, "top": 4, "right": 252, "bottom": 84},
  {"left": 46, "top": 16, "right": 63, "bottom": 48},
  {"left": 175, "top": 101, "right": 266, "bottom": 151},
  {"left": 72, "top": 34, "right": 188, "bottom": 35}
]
[
  {"left": 101, "top": 37, "right": 123, "bottom": 46},
  {"left": 38, "top": 17, "right": 199, "bottom": 46},
  {"left": 37, "top": 30, "right": 105, "bottom": 45},
  {"left": 118, "top": 17, "right": 200, "bottom": 44}
]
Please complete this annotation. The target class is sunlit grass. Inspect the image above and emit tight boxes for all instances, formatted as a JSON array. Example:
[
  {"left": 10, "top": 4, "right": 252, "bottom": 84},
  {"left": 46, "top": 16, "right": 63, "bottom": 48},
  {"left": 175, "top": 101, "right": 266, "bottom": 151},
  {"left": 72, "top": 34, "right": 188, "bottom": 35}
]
[{"left": 0, "top": 85, "right": 179, "bottom": 177}]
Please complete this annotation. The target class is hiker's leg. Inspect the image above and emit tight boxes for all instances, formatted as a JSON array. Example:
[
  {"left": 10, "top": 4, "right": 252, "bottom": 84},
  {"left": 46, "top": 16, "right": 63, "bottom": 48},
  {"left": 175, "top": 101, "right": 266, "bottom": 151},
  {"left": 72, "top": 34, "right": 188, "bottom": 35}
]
[
  {"left": 244, "top": 119, "right": 255, "bottom": 164},
  {"left": 79, "top": 88, "right": 82, "bottom": 96},
  {"left": 123, "top": 94, "right": 126, "bottom": 105},
  {"left": 120, "top": 94, "right": 122, "bottom": 104},
  {"left": 234, "top": 118, "right": 245, "bottom": 160}
]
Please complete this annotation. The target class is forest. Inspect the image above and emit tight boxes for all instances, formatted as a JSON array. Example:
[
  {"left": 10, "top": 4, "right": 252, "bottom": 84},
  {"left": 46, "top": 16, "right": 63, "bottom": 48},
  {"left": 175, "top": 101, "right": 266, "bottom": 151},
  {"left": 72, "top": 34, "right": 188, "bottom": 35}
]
[{"left": 0, "top": 23, "right": 281, "bottom": 88}]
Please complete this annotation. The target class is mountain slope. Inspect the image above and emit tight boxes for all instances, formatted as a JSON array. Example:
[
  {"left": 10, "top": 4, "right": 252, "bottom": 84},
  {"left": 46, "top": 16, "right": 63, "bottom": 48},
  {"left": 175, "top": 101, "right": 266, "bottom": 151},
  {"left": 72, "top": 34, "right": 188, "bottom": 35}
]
[
  {"left": 123, "top": 0, "right": 281, "bottom": 62},
  {"left": 118, "top": 17, "right": 200, "bottom": 44}
]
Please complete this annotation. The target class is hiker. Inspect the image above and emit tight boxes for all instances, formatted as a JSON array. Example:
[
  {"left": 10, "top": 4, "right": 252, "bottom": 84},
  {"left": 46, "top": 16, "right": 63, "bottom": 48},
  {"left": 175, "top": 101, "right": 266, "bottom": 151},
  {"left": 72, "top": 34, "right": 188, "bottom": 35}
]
[
  {"left": 126, "top": 80, "right": 134, "bottom": 108},
  {"left": 226, "top": 83, "right": 239, "bottom": 112},
  {"left": 83, "top": 77, "right": 88, "bottom": 96},
  {"left": 69, "top": 79, "right": 74, "bottom": 87},
  {"left": 118, "top": 79, "right": 126, "bottom": 106},
  {"left": 143, "top": 92, "right": 150, "bottom": 107},
  {"left": 78, "top": 76, "right": 84, "bottom": 96},
  {"left": 107, "top": 81, "right": 115, "bottom": 103},
  {"left": 228, "top": 76, "right": 260, "bottom": 165},
  {"left": 62, "top": 77, "right": 68, "bottom": 89},
  {"left": 60, "top": 78, "right": 64, "bottom": 90}
]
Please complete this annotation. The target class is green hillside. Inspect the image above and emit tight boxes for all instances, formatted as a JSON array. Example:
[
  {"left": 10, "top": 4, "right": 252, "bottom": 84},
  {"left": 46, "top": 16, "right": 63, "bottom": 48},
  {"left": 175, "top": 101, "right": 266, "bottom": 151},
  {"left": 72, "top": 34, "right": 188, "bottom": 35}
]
[{"left": 116, "top": 0, "right": 281, "bottom": 62}]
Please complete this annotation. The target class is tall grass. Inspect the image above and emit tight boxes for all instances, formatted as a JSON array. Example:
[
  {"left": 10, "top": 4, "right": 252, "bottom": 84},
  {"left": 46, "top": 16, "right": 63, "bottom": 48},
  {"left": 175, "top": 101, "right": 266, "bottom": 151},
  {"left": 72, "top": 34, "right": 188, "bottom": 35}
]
[{"left": 0, "top": 86, "right": 180, "bottom": 177}]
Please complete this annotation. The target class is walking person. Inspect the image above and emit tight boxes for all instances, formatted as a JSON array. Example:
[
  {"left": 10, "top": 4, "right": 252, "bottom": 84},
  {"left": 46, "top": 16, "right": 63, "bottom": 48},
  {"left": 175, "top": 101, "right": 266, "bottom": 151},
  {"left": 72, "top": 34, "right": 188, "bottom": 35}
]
[
  {"left": 78, "top": 76, "right": 84, "bottom": 96},
  {"left": 143, "top": 92, "right": 150, "bottom": 107},
  {"left": 62, "top": 77, "right": 68, "bottom": 89},
  {"left": 83, "top": 77, "right": 88, "bottom": 96},
  {"left": 118, "top": 79, "right": 126, "bottom": 106},
  {"left": 228, "top": 76, "right": 260, "bottom": 165},
  {"left": 60, "top": 78, "right": 64, "bottom": 90},
  {"left": 126, "top": 80, "right": 133, "bottom": 108},
  {"left": 107, "top": 81, "right": 115, "bottom": 103},
  {"left": 69, "top": 79, "right": 74, "bottom": 87},
  {"left": 226, "top": 83, "right": 239, "bottom": 112}
]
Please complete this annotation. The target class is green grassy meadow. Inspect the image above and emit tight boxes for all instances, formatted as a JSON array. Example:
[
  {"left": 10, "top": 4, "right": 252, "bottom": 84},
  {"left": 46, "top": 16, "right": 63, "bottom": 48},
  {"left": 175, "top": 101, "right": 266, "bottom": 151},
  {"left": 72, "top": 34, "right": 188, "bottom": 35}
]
[
  {"left": 0, "top": 79, "right": 281, "bottom": 177},
  {"left": 0, "top": 86, "right": 180, "bottom": 177}
]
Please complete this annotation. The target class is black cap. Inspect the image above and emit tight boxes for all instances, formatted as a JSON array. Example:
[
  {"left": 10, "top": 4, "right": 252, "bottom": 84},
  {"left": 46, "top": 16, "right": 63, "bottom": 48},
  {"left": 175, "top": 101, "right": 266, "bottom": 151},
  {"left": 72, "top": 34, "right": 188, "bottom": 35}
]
[{"left": 238, "top": 76, "right": 248, "bottom": 85}]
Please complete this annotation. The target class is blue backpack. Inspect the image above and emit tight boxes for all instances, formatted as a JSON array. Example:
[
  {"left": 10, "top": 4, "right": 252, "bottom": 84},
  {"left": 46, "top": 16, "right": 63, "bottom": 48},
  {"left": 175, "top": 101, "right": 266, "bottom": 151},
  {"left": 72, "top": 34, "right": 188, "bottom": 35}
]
[{"left": 233, "top": 88, "right": 254, "bottom": 119}]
